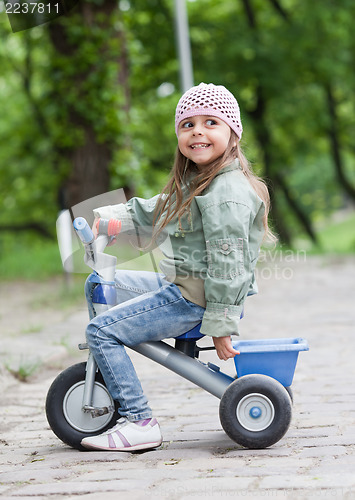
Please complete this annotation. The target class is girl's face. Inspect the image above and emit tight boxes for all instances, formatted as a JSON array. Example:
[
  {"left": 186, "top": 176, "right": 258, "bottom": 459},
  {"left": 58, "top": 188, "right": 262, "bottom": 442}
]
[{"left": 177, "top": 115, "right": 235, "bottom": 167}]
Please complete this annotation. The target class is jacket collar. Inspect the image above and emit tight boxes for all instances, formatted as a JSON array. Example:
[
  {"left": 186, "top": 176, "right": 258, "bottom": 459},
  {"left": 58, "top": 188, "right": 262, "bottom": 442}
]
[
  {"left": 214, "top": 159, "right": 241, "bottom": 177},
  {"left": 185, "top": 159, "right": 241, "bottom": 186}
]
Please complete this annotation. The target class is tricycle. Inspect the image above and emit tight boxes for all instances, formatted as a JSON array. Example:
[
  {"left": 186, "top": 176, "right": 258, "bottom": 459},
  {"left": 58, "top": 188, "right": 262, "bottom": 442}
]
[{"left": 46, "top": 217, "right": 308, "bottom": 451}]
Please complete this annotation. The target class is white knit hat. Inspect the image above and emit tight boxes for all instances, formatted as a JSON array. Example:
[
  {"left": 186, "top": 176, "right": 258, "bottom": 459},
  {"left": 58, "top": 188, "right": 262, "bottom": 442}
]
[{"left": 175, "top": 82, "right": 243, "bottom": 139}]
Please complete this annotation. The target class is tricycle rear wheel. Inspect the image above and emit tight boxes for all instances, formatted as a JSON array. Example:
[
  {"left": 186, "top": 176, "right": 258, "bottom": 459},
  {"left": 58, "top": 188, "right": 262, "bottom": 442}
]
[{"left": 219, "top": 374, "right": 292, "bottom": 449}]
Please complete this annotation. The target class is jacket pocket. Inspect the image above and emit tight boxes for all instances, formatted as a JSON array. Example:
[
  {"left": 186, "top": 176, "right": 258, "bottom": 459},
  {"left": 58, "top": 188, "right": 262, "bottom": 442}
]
[{"left": 206, "top": 238, "right": 245, "bottom": 279}]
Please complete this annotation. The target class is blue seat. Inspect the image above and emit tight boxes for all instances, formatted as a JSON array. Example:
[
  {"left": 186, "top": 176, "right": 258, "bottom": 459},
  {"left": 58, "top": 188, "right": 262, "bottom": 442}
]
[
  {"left": 174, "top": 308, "right": 244, "bottom": 341},
  {"left": 175, "top": 323, "right": 204, "bottom": 341}
]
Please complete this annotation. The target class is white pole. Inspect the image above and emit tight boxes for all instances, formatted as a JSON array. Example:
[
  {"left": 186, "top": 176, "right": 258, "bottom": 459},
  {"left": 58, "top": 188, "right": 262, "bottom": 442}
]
[
  {"left": 56, "top": 210, "right": 75, "bottom": 283},
  {"left": 174, "top": 0, "right": 194, "bottom": 92}
]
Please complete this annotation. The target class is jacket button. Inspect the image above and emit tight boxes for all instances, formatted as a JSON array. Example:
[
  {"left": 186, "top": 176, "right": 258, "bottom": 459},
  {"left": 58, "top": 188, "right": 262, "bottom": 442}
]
[{"left": 221, "top": 243, "right": 229, "bottom": 251}]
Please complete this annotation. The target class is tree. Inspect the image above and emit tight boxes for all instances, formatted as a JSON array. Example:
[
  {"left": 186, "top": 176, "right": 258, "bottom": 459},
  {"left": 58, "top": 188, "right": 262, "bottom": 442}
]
[
  {"left": 45, "top": 0, "right": 129, "bottom": 209},
  {"left": 1, "top": 0, "right": 354, "bottom": 247}
]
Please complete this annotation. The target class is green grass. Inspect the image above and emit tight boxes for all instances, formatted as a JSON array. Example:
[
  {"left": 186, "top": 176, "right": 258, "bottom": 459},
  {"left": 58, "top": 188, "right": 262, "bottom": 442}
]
[
  {"left": 0, "top": 236, "right": 63, "bottom": 280},
  {"left": 316, "top": 213, "right": 355, "bottom": 253},
  {"left": 295, "top": 212, "right": 355, "bottom": 254},
  {"left": 5, "top": 356, "right": 42, "bottom": 382}
]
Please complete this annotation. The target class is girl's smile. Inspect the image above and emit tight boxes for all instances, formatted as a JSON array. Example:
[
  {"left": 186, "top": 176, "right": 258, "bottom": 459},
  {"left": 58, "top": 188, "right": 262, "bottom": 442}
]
[
  {"left": 177, "top": 115, "right": 235, "bottom": 167},
  {"left": 190, "top": 143, "right": 211, "bottom": 149}
]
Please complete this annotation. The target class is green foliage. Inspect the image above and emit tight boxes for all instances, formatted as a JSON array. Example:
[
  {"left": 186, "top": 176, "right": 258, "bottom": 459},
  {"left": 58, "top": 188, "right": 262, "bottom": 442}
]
[
  {"left": 0, "top": 26, "right": 59, "bottom": 230},
  {"left": 0, "top": 0, "right": 355, "bottom": 261},
  {"left": 46, "top": 15, "right": 125, "bottom": 144}
]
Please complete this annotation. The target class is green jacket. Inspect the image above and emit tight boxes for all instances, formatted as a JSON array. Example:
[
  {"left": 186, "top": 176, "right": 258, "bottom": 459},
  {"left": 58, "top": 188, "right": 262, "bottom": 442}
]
[{"left": 94, "top": 160, "right": 265, "bottom": 337}]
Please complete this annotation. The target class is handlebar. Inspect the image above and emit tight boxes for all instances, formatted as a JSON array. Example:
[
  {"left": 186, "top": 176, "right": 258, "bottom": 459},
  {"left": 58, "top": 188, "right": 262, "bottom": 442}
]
[
  {"left": 73, "top": 217, "right": 117, "bottom": 282},
  {"left": 73, "top": 217, "right": 95, "bottom": 244}
]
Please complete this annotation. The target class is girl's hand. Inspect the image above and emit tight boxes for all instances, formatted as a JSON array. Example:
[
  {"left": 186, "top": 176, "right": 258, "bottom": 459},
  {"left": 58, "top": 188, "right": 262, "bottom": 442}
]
[
  {"left": 91, "top": 218, "right": 119, "bottom": 246},
  {"left": 213, "top": 336, "right": 240, "bottom": 361}
]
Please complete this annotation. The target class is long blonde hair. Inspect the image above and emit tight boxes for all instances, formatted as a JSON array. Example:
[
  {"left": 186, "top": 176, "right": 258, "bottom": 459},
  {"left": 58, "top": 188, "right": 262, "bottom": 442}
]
[{"left": 152, "top": 131, "right": 273, "bottom": 242}]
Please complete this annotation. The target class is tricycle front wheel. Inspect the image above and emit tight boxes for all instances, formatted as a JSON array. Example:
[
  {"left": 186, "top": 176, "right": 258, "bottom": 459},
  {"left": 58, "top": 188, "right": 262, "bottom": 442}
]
[
  {"left": 219, "top": 374, "right": 292, "bottom": 449},
  {"left": 46, "top": 362, "right": 119, "bottom": 451}
]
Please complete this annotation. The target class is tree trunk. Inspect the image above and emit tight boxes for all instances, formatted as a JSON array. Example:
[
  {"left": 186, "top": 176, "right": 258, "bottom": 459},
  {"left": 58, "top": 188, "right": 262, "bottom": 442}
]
[
  {"left": 47, "top": 0, "right": 129, "bottom": 209},
  {"left": 325, "top": 84, "right": 355, "bottom": 201},
  {"left": 65, "top": 127, "right": 111, "bottom": 208},
  {"left": 249, "top": 86, "right": 292, "bottom": 245},
  {"left": 275, "top": 172, "right": 318, "bottom": 243},
  {"left": 241, "top": 0, "right": 317, "bottom": 246}
]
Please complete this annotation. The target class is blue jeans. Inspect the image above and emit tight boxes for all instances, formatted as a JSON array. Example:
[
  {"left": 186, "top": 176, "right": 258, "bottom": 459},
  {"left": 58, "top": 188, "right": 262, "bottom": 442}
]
[{"left": 85, "top": 270, "right": 205, "bottom": 422}]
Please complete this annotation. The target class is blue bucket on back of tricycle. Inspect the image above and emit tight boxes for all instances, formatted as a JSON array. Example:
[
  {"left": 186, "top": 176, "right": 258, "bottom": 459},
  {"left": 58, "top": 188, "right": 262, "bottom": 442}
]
[{"left": 232, "top": 337, "right": 309, "bottom": 387}]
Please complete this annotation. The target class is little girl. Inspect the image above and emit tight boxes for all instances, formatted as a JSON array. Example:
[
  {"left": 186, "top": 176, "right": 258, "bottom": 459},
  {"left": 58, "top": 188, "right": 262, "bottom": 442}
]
[{"left": 81, "top": 83, "right": 272, "bottom": 451}]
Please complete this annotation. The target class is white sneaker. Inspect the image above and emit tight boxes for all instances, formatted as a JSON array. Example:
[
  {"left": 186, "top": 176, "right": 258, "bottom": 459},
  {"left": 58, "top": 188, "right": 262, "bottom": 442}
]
[{"left": 81, "top": 417, "right": 163, "bottom": 451}]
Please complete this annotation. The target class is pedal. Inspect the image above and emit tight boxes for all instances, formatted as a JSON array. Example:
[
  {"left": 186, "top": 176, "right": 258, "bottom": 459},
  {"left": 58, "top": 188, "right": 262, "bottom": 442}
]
[
  {"left": 83, "top": 405, "right": 115, "bottom": 418},
  {"left": 207, "top": 362, "right": 221, "bottom": 372},
  {"left": 78, "top": 343, "right": 89, "bottom": 350}
]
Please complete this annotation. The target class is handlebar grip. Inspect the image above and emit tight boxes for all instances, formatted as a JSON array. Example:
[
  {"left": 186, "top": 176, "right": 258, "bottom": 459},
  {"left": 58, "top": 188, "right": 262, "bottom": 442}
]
[
  {"left": 97, "top": 218, "right": 122, "bottom": 236},
  {"left": 73, "top": 217, "right": 94, "bottom": 244}
]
